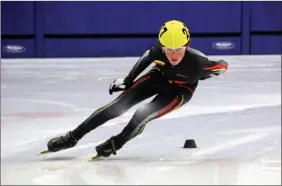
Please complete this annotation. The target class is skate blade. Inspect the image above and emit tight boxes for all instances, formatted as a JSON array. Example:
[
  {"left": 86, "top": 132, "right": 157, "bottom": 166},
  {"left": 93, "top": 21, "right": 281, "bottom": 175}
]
[
  {"left": 89, "top": 154, "right": 102, "bottom": 161},
  {"left": 37, "top": 150, "right": 51, "bottom": 156}
]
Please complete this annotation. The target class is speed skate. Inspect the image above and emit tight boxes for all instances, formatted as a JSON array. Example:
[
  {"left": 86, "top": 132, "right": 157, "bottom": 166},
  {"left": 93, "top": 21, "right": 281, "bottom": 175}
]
[{"left": 37, "top": 149, "right": 104, "bottom": 161}]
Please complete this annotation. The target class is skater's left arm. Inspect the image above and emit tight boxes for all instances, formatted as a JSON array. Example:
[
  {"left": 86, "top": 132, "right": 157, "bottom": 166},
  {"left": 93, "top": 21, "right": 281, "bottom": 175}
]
[
  {"left": 108, "top": 50, "right": 153, "bottom": 95},
  {"left": 199, "top": 57, "right": 228, "bottom": 80}
]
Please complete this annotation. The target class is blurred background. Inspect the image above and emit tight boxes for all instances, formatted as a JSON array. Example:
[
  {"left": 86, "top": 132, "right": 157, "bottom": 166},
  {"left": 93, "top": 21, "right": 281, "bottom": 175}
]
[{"left": 1, "top": 1, "right": 282, "bottom": 58}]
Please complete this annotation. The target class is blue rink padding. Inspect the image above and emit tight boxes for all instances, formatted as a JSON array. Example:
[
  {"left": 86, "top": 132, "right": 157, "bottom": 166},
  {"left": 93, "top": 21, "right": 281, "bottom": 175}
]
[
  {"left": 42, "top": 1, "right": 241, "bottom": 34},
  {"left": 250, "top": 2, "right": 282, "bottom": 31},
  {"left": 2, "top": 40, "right": 35, "bottom": 58},
  {"left": 251, "top": 36, "right": 282, "bottom": 54},
  {"left": 1, "top": 2, "right": 281, "bottom": 58},
  {"left": 43, "top": 37, "right": 241, "bottom": 57},
  {"left": 44, "top": 38, "right": 157, "bottom": 57},
  {"left": 1, "top": 2, "right": 35, "bottom": 35}
]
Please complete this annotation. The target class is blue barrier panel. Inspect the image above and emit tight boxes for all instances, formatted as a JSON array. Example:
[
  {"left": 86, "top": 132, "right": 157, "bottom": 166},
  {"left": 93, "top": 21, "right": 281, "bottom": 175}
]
[
  {"left": 34, "top": 2, "right": 45, "bottom": 58},
  {"left": 251, "top": 36, "right": 282, "bottom": 54},
  {"left": 44, "top": 37, "right": 240, "bottom": 58},
  {"left": 1, "top": 2, "right": 35, "bottom": 34},
  {"left": 42, "top": 2, "right": 241, "bottom": 34},
  {"left": 191, "top": 37, "right": 241, "bottom": 55},
  {"left": 250, "top": 2, "right": 282, "bottom": 31},
  {"left": 7, "top": 2, "right": 282, "bottom": 57},
  {"left": 241, "top": 2, "right": 251, "bottom": 54},
  {"left": 1, "top": 40, "right": 35, "bottom": 58},
  {"left": 44, "top": 38, "right": 157, "bottom": 57}
]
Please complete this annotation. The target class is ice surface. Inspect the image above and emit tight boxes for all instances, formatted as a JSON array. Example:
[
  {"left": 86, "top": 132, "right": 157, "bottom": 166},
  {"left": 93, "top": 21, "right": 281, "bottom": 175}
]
[{"left": 1, "top": 55, "right": 281, "bottom": 185}]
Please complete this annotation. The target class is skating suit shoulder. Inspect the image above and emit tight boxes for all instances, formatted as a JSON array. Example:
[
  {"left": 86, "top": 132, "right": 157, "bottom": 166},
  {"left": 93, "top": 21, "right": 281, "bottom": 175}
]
[{"left": 149, "top": 46, "right": 208, "bottom": 87}]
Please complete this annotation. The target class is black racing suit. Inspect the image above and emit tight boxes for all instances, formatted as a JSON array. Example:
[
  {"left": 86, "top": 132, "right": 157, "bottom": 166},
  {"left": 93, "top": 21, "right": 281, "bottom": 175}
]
[{"left": 72, "top": 45, "right": 228, "bottom": 150}]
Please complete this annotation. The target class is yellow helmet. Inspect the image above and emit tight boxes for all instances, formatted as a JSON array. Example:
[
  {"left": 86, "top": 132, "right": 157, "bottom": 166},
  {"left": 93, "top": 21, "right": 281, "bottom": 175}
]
[{"left": 158, "top": 20, "right": 190, "bottom": 49}]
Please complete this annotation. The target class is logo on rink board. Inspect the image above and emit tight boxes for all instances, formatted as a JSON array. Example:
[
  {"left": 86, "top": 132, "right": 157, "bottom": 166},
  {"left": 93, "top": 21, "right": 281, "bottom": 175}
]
[
  {"left": 3, "top": 45, "right": 26, "bottom": 53},
  {"left": 212, "top": 41, "right": 235, "bottom": 50}
]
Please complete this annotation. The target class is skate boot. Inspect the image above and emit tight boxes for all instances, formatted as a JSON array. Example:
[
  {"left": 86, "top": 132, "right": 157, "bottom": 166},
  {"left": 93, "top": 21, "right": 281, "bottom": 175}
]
[
  {"left": 47, "top": 131, "right": 78, "bottom": 152},
  {"left": 95, "top": 136, "right": 124, "bottom": 157}
]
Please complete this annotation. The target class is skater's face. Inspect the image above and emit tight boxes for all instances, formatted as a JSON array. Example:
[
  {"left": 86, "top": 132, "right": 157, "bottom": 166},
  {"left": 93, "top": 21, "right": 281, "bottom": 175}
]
[{"left": 162, "top": 47, "right": 186, "bottom": 66}]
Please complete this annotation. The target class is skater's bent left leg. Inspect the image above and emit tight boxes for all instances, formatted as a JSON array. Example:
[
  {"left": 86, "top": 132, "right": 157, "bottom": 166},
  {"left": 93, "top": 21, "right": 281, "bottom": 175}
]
[{"left": 95, "top": 89, "right": 194, "bottom": 157}]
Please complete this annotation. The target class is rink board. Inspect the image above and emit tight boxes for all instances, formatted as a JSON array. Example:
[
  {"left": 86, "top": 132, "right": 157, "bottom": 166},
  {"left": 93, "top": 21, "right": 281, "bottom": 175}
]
[
  {"left": 1, "top": 2, "right": 282, "bottom": 57},
  {"left": 43, "top": 37, "right": 241, "bottom": 58}
]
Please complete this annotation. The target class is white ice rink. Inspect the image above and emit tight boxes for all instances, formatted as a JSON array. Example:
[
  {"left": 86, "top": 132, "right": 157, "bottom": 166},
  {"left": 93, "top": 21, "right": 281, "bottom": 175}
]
[{"left": 1, "top": 55, "right": 281, "bottom": 185}]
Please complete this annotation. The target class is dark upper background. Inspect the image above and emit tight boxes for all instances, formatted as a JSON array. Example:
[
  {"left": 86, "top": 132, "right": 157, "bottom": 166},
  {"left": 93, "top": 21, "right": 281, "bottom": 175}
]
[{"left": 1, "top": 1, "right": 282, "bottom": 58}]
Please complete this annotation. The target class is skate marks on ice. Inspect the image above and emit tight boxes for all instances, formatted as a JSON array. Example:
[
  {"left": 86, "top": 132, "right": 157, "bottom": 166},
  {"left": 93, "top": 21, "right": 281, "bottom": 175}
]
[
  {"left": 2, "top": 105, "right": 280, "bottom": 185},
  {"left": 2, "top": 107, "right": 281, "bottom": 184},
  {"left": 103, "top": 110, "right": 280, "bottom": 185},
  {"left": 81, "top": 105, "right": 280, "bottom": 185}
]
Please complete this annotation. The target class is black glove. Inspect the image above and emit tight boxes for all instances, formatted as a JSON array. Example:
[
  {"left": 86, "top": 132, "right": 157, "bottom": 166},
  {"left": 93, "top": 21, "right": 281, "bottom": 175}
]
[
  {"left": 109, "top": 76, "right": 133, "bottom": 95},
  {"left": 200, "top": 60, "right": 228, "bottom": 80},
  {"left": 213, "top": 60, "right": 228, "bottom": 76}
]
